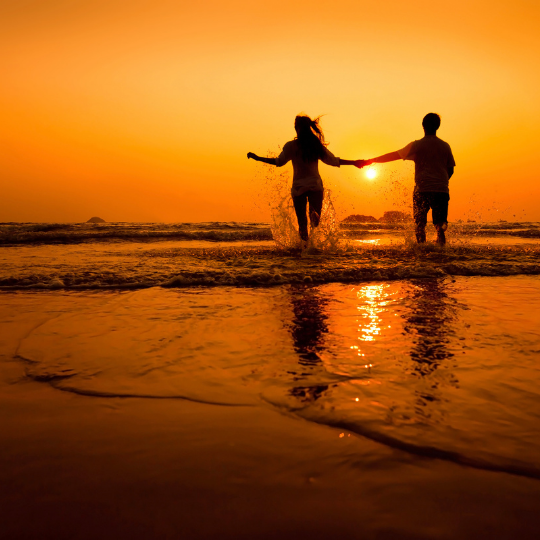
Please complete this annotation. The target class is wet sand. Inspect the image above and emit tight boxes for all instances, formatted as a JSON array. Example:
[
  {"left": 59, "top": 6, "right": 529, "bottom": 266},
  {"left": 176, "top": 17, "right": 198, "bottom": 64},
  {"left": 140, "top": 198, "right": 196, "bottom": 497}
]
[{"left": 2, "top": 293, "right": 540, "bottom": 540}]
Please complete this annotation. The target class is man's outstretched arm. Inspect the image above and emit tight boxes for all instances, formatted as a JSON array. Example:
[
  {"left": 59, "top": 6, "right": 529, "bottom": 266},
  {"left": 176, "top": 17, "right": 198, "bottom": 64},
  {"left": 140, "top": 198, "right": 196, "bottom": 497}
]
[{"left": 367, "top": 151, "right": 401, "bottom": 164}]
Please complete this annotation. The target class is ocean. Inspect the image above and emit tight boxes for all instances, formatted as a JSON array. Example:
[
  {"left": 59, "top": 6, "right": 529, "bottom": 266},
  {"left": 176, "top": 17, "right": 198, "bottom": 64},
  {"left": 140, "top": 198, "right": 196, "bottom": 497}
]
[
  {"left": 1, "top": 220, "right": 539, "bottom": 289},
  {"left": 2, "top": 217, "right": 540, "bottom": 538}
]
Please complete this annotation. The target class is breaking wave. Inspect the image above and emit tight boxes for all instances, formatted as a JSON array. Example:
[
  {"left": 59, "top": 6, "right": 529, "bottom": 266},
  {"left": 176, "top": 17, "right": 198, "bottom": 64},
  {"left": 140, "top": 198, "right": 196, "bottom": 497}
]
[{"left": 1, "top": 243, "right": 539, "bottom": 290}]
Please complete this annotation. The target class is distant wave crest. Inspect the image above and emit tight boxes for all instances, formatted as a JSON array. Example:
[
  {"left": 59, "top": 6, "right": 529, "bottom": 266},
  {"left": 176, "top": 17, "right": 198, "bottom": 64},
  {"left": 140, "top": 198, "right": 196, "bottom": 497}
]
[
  {"left": 0, "top": 222, "right": 273, "bottom": 245},
  {"left": 2, "top": 221, "right": 540, "bottom": 245}
]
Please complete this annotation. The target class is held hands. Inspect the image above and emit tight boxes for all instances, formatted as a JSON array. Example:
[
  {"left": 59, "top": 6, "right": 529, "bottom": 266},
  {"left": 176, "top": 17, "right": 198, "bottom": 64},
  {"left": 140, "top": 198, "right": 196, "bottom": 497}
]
[
  {"left": 354, "top": 159, "right": 373, "bottom": 169},
  {"left": 247, "top": 152, "right": 258, "bottom": 160}
]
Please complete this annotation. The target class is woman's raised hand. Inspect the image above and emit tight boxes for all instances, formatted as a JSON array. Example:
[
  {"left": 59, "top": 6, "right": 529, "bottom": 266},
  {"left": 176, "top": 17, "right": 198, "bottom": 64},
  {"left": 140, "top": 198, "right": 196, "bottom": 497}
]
[{"left": 247, "top": 152, "right": 257, "bottom": 160}]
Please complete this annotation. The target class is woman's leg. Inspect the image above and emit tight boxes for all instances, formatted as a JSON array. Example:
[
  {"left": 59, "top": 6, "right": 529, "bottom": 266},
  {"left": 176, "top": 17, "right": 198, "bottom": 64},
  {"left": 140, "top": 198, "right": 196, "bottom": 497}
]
[
  {"left": 307, "top": 190, "right": 324, "bottom": 228},
  {"left": 292, "top": 193, "right": 309, "bottom": 241}
]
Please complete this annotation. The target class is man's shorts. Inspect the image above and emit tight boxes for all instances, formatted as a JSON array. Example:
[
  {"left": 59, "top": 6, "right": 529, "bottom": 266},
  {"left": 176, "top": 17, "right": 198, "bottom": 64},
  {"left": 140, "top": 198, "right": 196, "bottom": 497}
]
[{"left": 413, "top": 191, "right": 450, "bottom": 226}]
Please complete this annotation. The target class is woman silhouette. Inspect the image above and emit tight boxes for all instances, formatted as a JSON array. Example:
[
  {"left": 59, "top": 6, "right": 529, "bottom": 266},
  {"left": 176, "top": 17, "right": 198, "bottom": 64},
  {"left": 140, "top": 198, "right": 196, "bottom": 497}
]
[{"left": 248, "top": 115, "right": 361, "bottom": 242}]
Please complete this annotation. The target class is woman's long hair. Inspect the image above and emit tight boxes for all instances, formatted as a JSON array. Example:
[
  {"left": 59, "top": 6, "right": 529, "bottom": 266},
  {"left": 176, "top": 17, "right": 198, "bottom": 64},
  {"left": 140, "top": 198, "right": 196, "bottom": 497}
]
[{"left": 294, "top": 115, "right": 327, "bottom": 162}]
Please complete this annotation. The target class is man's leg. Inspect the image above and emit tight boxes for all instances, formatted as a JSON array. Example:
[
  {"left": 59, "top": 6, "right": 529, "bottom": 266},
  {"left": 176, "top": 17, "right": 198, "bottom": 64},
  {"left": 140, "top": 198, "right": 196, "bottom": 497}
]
[
  {"left": 307, "top": 190, "right": 324, "bottom": 228},
  {"left": 292, "top": 193, "right": 309, "bottom": 241},
  {"left": 413, "top": 191, "right": 429, "bottom": 243},
  {"left": 431, "top": 193, "right": 450, "bottom": 245}
]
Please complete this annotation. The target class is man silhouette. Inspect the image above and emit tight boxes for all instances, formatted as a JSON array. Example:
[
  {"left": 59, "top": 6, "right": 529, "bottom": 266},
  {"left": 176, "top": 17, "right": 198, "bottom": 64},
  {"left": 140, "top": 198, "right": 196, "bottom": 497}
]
[{"left": 362, "top": 113, "right": 455, "bottom": 245}]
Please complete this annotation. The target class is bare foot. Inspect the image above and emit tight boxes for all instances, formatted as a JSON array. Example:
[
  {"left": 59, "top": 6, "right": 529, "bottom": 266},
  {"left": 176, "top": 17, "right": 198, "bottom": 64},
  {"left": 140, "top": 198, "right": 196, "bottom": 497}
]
[{"left": 436, "top": 231, "right": 446, "bottom": 246}]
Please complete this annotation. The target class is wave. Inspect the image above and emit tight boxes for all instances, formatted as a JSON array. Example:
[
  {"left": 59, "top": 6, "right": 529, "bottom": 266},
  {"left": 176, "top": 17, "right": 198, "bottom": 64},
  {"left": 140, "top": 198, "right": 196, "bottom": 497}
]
[
  {"left": 342, "top": 222, "right": 540, "bottom": 239},
  {"left": 27, "top": 357, "right": 540, "bottom": 480},
  {"left": 0, "top": 222, "right": 273, "bottom": 245},
  {"left": 293, "top": 412, "right": 540, "bottom": 480},
  {"left": 2, "top": 243, "right": 540, "bottom": 290},
  {"left": 23, "top": 370, "right": 253, "bottom": 407},
  {"left": 2, "top": 221, "right": 540, "bottom": 245}
]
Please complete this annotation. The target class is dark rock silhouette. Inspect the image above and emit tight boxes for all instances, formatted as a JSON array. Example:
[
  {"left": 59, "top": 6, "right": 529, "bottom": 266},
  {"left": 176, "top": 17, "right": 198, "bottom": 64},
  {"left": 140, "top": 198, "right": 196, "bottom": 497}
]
[
  {"left": 342, "top": 214, "right": 378, "bottom": 223},
  {"left": 378, "top": 211, "right": 412, "bottom": 223},
  {"left": 86, "top": 217, "right": 106, "bottom": 223}
]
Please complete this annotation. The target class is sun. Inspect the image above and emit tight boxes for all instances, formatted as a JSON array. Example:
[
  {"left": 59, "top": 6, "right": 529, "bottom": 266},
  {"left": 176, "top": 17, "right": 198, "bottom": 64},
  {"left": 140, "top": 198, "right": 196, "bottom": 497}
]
[{"left": 365, "top": 167, "right": 377, "bottom": 180}]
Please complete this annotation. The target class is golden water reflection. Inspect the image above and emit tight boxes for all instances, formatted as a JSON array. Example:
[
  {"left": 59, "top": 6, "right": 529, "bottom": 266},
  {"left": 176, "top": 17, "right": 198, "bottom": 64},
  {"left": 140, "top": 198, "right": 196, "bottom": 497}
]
[
  {"left": 353, "top": 239, "right": 381, "bottom": 246},
  {"left": 285, "top": 281, "right": 460, "bottom": 419},
  {"left": 352, "top": 284, "right": 398, "bottom": 362}
]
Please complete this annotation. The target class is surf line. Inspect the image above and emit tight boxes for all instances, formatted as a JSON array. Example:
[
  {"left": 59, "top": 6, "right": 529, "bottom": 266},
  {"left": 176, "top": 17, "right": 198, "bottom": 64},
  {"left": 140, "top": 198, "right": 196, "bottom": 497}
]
[
  {"left": 298, "top": 416, "right": 540, "bottom": 481},
  {"left": 21, "top": 368, "right": 254, "bottom": 407}
]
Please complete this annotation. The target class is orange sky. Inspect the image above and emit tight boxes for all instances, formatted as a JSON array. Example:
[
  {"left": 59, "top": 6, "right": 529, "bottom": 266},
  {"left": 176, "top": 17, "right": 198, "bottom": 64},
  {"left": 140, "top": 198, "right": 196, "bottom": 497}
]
[{"left": 1, "top": 0, "right": 539, "bottom": 222}]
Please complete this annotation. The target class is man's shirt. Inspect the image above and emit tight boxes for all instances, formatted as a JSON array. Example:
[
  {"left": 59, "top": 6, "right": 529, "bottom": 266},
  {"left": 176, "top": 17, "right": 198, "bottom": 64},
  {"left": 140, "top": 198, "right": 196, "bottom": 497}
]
[{"left": 398, "top": 135, "right": 455, "bottom": 193}]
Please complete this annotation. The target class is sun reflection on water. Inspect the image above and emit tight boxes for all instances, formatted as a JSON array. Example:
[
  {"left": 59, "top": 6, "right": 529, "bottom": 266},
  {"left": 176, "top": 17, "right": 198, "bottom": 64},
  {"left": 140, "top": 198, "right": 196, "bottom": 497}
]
[
  {"left": 354, "top": 239, "right": 381, "bottom": 246},
  {"left": 357, "top": 284, "right": 390, "bottom": 342}
]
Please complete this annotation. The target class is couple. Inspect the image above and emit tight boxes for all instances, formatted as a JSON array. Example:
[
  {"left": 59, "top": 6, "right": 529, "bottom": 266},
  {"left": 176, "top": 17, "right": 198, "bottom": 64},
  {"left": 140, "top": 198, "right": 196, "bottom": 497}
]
[{"left": 247, "top": 113, "right": 455, "bottom": 245}]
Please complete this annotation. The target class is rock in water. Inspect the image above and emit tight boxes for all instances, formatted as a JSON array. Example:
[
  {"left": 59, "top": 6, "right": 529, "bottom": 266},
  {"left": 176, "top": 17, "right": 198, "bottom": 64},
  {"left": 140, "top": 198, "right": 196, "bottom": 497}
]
[
  {"left": 342, "top": 214, "right": 378, "bottom": 223},
  {"left": 378, "top": 211, "right": 412, "bottom": 223},
  {"left": 86, "top": 217, "right": 106, "bottom": 223}
]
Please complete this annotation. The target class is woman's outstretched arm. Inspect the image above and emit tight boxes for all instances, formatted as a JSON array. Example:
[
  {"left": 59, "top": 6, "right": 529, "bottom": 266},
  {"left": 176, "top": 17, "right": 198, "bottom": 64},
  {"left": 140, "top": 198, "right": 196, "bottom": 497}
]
[
  {"left": 321, "top": 147, "right": 366, "bottom": 168},
  {"left": 339, "top": 158, "right": 355, "bottom": 166},
  {"left": 247, "top": 152, "right": 277, "bottom": 166}
]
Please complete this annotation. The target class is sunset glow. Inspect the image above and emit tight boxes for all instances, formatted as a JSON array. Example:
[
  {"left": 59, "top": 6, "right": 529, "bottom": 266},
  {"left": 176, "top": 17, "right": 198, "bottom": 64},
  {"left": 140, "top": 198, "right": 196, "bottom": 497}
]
[{"left": 1, "top": 0, "right": 540, "bottom": 222}]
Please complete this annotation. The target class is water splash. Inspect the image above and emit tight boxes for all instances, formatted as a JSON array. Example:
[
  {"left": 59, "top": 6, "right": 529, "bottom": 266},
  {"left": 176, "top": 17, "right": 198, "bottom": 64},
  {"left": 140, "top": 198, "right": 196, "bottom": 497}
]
[
  {"left": 269, "top": 194, "right": 301, "bottom": 249},
  {"left": 256, "top": 154, "right": 341, "bottom": 251},
  {"left": 307, "top": 190, "right": 341, "bottom": 251},
  {"left": 269, "top": 189, "right": 342, "bottom": 251}
]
